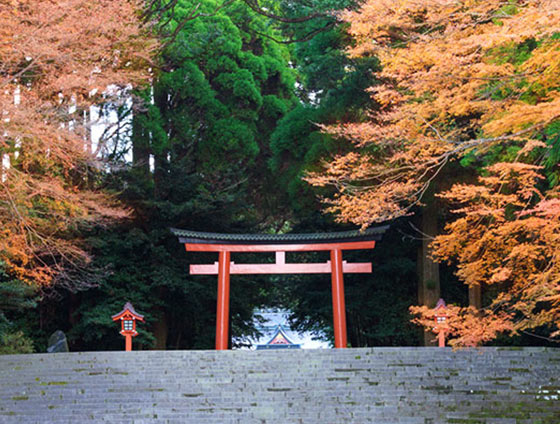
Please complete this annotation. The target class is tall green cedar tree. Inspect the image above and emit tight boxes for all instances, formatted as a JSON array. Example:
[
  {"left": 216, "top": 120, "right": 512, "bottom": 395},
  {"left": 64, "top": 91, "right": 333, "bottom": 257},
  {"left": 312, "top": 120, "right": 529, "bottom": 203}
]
[{"left": 37, "top": 0, "right": 298, "bottom": 351}]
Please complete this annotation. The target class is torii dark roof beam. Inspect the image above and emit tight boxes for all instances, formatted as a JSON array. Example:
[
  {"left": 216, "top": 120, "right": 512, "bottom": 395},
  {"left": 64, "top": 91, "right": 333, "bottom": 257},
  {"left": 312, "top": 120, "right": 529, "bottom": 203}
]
[{"left": 172, "top": 227, "right": 387, "bottom": 247}]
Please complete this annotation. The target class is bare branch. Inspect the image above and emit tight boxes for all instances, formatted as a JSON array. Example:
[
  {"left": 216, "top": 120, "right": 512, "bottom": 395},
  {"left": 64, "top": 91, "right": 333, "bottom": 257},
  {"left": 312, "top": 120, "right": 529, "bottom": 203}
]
[
  {"left": 242, "top": 0, "right": 327, "bottom": 23},
  {"left": 250, "top": 21, "right": 335, "bottom": 44}
]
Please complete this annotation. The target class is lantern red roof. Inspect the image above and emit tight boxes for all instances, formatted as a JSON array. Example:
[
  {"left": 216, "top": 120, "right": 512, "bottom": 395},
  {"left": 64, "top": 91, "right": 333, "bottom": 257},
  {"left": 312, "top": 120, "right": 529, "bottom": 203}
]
[
  {"left": 111, "top": 302, "right": 144, "bottom": 321},
  {"left": 435, "top": 298, "right": 447, "bottom": 310}
]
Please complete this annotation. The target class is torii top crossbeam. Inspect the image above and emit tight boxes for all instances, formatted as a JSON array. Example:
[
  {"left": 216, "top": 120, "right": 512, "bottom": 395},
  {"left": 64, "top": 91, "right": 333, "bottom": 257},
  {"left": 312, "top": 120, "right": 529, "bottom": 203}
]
[{"left": 172, "top": 227, "right": 388, "bottom": 350}]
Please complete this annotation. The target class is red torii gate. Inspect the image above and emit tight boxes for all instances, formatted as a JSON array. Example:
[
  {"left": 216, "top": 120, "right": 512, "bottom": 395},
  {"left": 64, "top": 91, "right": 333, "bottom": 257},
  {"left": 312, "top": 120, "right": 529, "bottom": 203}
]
[{"left": 172, "top": 227, "right": 388, "bottom": 350}]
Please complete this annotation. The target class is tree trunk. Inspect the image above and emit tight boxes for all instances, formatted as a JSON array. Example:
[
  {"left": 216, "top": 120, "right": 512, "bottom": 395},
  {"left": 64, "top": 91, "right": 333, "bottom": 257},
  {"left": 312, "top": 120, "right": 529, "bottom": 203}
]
[
  {"left": 347, "top": 313, "right": 359, "bottom": 348},
  {"left": 83, "top": 108, "right": 92, "bottom": 155},
  {"left": 417, "top": 196, "right": 440, "bottom": 345},
  {"left": 469, "top": 285, "right": 482, "bottom": 309},
  {"left": 153, "top": 149, "right": 168, "bottom": 200},
  {"left": 153, "top": 312, "right": 168, "bottom": 350},
  {"left": 152, "top": 82, "right": 169, "bottom": 200},
  {"left": 131, "top": 96, "right": 150, "bottom": 179}
]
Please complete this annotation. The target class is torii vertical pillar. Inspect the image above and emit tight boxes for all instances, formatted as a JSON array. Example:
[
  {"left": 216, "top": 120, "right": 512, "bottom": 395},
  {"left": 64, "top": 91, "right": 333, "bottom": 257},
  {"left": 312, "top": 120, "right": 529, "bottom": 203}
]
[
  {"left": 216, "top": 251, "right": 231, "bottom": 350},
  {"left": 331, "top": 249, "right": 348, "bottom": 348}
]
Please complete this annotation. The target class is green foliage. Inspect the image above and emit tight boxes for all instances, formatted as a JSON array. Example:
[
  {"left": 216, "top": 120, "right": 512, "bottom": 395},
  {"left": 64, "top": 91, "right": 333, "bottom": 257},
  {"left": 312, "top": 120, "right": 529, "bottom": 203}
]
[
  {"left": 460, "top": 120, "right": 560, "bottom": 191},
  {"left": 0, "top": 331, "right": 34, "bottom": 355},
  {"left": 478, "top": 38, "right": 545, "bottom": 107},
  {"left": 543, "top": 121, "right": 560, "bottom": 187},
  {"left": 269, "top": 15, "right": 380, "bottom": 218},
  {"left": 492, "top": 0, "right": 521, "bottom": 25},
  {"left": 479, "top": 77, "right": 547, "bottom": 105},
  {"left": 201, "top": 119, "right": 258, "bottom": 171},
  {"left": 153, "top": 0, "right": 297, "bottom": 202},
  {"left": 0, "top": 262, "right": 37, "bottom": 354}
]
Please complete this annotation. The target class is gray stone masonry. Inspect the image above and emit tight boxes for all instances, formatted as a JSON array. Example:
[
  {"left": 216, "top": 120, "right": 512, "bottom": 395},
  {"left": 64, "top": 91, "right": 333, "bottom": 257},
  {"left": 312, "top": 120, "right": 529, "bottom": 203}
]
[{"left": 0, "top": 347, "right": 559, "bottom": 423}]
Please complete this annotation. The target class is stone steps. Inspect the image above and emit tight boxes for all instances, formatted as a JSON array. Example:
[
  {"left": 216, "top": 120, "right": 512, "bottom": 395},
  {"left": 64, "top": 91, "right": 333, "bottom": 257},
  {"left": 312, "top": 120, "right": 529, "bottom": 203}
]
[{"left": 0, "top": 347, "right": 559, "bottom": 423}]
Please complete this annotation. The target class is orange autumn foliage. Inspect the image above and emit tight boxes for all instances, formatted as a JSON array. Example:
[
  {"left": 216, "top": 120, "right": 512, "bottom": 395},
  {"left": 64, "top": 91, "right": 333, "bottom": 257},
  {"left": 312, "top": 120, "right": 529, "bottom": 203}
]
[
  {"left": 307, "top": 0, "right": 560, "bottom": 225},
  {"left": 306, "top": 0, "right": 560, "bottom": 344},
  {"left": 0, "top": 0, "right": 157, "bottom": 289},
  {"left": 412, "top": 163, "right": 560, "bottom": 344},
  {"left": 409, "top": 303, "right": 514, "bottom": 348}
]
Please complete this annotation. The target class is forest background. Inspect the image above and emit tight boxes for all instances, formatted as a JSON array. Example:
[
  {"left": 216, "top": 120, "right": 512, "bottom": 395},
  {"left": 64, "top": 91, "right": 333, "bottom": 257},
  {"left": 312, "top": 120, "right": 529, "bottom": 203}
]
[{"left": 1, "top": 0, "right": 558, "bottom": 353}]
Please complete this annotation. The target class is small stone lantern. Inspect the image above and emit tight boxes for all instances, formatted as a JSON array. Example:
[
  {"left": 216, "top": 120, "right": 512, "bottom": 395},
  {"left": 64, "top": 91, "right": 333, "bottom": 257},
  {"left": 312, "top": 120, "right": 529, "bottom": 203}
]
[
  {"left": 433, "top": 298, "right": 448, "bottom": 348},
  {"left": 112, "top": 302, "right": 144, "bottom": 351}
]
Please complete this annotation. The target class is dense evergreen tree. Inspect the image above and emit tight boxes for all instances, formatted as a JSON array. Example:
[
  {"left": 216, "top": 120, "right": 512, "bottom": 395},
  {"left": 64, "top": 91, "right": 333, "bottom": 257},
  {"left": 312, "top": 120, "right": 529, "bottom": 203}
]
[{"left": 44, "top": 0, "right": 299, "bottom": 351}]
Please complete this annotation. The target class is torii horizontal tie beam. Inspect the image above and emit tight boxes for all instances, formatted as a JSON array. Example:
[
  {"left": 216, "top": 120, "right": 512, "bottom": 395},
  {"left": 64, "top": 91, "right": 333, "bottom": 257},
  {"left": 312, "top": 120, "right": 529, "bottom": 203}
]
[
  {"left": 190, "top": 260, "right": 372, "bottom": 275},
  {"left": 184, "top": 241, "right": 375, "bottom": 252}
]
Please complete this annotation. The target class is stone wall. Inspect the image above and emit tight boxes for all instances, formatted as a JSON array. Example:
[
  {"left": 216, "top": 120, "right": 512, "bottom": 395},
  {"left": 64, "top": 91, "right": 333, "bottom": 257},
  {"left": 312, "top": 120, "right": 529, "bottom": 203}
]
[{"left": 1, "top": 347, "right": 559, "bottom": 423}]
